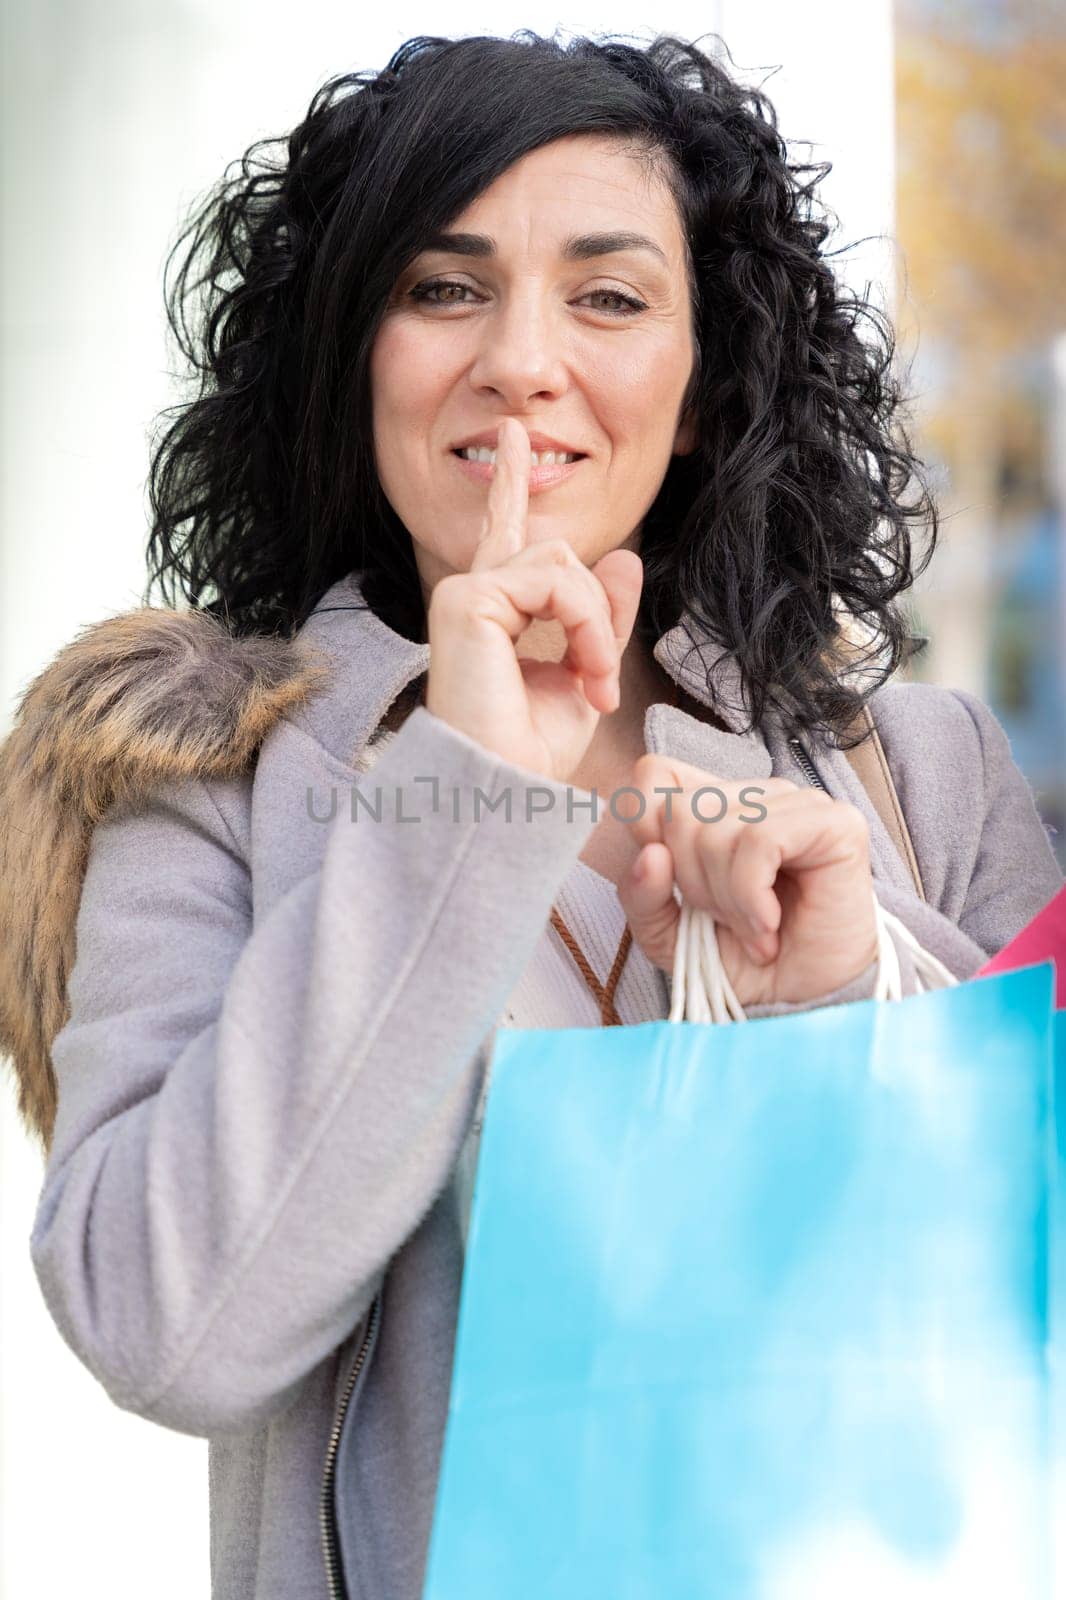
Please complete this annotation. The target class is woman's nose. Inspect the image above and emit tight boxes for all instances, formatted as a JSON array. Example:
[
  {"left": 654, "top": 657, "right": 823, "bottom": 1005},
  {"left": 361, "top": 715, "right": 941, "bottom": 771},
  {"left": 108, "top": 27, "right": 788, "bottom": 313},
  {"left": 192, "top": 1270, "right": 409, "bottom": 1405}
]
[{"left": 466, "top": 291, "right": 570, "bottom": 406}]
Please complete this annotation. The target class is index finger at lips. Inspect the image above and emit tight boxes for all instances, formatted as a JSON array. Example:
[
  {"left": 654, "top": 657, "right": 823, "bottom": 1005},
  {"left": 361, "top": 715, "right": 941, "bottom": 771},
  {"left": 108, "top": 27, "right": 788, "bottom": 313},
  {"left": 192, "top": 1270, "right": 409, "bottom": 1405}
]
[{"left": 469, "top": 419, "right": 531, "bottom": 572}]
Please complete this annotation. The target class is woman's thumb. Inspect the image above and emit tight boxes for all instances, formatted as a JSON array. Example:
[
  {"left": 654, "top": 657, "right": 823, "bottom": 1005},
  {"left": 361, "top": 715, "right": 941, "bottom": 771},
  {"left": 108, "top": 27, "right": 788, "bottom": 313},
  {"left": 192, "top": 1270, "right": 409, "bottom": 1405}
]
[{"left": 617, "top": 841, "right": 679, "bottom": 973}]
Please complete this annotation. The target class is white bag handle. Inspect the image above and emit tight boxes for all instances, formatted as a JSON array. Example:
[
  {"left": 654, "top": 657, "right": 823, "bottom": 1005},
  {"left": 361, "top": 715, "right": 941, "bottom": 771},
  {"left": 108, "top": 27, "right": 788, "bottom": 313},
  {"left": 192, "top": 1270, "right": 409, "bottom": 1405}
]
[{"left": 668, "top": 885, "right": 959, "bottom": 1024}]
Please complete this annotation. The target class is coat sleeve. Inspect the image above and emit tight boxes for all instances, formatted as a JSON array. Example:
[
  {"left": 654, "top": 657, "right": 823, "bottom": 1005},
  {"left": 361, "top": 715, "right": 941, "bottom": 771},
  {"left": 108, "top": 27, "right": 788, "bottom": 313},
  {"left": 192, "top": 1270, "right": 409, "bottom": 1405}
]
[
  {"left": 29, "top": 704, "right": 598, "bottom": 1437},
  {"left": 856, "top": 683, "right": 1064, "bottom": 993},
  {"left": 695, "top": 683, "right": 1064, "bottom": 1021}
]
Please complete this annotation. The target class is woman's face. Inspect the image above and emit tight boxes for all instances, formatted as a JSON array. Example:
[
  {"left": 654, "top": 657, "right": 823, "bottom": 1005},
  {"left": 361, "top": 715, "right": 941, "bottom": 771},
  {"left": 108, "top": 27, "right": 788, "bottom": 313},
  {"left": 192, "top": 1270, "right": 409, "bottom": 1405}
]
[{"left": 370, "top": 133, "right": 699, "bottom": 601}]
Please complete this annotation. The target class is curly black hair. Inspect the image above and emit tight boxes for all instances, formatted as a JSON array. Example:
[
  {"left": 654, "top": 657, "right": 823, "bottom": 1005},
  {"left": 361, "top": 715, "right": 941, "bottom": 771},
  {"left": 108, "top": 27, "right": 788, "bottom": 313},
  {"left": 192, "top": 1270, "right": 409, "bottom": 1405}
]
[{"left": 144, "top": 29, "right": 937, "bottom": 748}]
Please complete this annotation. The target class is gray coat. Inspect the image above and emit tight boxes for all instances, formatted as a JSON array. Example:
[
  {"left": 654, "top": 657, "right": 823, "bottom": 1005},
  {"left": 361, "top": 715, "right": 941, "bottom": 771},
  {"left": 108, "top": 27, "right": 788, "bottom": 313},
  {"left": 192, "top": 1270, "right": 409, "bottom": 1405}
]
[{"left": 6, "top": 569, "right": 1061, "bottom": 1598}]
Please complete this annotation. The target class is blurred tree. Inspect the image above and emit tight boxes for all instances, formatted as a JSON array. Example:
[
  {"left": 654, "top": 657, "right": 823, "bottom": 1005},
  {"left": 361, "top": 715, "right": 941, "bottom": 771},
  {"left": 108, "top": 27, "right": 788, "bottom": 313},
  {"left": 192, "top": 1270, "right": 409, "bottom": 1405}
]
[
  {"left": 893, "top": 0, "right": 1065, "bottom": 698},
  {"left": 896, "top": 0, "right": 1064, "bottom": 368}
]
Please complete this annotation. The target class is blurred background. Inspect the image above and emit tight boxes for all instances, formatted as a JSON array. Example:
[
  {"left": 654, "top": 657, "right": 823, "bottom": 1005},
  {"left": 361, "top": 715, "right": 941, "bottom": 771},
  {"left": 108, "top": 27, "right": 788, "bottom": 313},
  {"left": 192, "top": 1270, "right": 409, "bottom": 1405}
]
[
  {"left": 1, "top": 1, "right": 1063, "bottom": 1594},
  {"left": 894, "top": 0, "right": 1065, "bottom": 862}
]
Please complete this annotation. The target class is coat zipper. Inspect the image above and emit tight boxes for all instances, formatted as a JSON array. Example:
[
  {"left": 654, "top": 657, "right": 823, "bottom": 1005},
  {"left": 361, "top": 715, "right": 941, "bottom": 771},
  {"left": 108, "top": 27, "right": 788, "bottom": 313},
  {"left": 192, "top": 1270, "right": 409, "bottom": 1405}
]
[
  {"left": 320, "top": 1295, "right": 381, "bottom": 1600},
  {"left": 787, "top": 735, "right": 827, "bottom": 793}
]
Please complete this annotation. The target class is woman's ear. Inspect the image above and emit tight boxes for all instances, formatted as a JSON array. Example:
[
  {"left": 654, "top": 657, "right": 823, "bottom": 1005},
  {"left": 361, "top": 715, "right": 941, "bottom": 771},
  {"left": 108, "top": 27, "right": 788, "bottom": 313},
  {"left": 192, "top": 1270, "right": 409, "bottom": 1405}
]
[{"left": 673, "top": 405, "right": 698, "bottom": 456}]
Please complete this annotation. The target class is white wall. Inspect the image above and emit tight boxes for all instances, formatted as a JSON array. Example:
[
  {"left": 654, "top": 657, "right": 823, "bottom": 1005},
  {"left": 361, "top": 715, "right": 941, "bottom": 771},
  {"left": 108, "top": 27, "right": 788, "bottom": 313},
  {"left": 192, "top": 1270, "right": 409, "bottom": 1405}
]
[
  {"left": 716, "top": 1, "right": 897, "bottom": 314},
  {"left": 0, "top": 4, "right": 893, "bottom": 1594}
]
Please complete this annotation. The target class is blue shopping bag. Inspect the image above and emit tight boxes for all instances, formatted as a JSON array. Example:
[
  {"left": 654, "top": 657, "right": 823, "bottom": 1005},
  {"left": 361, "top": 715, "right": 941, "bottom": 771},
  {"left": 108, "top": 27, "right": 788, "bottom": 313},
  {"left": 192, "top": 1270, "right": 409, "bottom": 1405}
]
[{"left": 422, "top": 961, "right": 1062, "bottom": 1600}]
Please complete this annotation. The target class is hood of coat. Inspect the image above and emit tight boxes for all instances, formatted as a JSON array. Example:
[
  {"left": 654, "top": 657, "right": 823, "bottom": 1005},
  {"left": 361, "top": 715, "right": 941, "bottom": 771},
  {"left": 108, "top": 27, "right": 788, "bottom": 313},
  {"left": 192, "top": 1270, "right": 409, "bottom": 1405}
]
[
  {"left": 0, "top": 571, "right": 822, "bottom": 1158},
  {"left": 0, "top": 602, "right": 333, "bottom": 1156}
]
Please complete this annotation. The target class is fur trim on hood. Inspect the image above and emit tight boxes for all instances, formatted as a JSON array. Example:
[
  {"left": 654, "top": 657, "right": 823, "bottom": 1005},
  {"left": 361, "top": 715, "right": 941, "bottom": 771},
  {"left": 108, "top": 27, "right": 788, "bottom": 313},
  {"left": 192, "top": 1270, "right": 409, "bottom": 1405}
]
[{"left": 0, "top": 605, "right": 332, "bottom": 1156}]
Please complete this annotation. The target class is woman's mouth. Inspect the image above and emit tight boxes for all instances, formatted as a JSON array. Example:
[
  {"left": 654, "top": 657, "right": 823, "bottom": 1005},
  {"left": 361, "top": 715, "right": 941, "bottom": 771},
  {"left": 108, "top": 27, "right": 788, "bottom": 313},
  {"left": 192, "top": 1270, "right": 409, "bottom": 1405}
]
[{"left": 451, "top": 447, "right": 587, "bottom": 494}]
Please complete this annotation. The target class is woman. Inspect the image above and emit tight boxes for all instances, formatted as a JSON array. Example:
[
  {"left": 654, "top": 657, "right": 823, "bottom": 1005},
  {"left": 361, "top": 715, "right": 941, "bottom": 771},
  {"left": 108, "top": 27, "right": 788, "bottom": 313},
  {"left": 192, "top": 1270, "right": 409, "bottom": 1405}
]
[{"left": 1, "top": 29, "right": 1060, "bottom": 1600}]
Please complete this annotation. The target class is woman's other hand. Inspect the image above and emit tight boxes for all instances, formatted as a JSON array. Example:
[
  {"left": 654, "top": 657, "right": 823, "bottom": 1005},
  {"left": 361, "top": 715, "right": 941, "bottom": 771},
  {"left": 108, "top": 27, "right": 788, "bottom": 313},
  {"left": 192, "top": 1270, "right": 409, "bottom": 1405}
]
[
  {"left": 615, "top": 755, "right": 880, "bottom": 1008},
  {"left": 425, "top": 417, "right": 643, "bottom": 783}
]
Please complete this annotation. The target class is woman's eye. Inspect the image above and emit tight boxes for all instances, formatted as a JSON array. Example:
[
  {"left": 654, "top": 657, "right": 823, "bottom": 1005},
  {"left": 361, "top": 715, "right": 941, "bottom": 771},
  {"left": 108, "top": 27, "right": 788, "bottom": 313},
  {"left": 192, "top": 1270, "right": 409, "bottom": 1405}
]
[
  {"left": 406, "top": 278, "right": 647, "bottom": 317},
  {"left": 408, "top": 279, "right": 476, "bottom": 307},
  {"left": 584, "top": 288, "right": 648, "bottom": 316}
]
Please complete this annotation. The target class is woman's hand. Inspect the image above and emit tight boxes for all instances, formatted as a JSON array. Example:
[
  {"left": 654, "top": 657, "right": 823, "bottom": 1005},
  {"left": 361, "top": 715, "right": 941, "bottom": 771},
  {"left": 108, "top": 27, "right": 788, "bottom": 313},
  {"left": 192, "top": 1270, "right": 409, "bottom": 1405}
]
[
  {"left": 615, "top": 755, "right": 880, "bottom": 1008},
  {"left": 425, "top": 417, "right": 643, "bottom": 783}
]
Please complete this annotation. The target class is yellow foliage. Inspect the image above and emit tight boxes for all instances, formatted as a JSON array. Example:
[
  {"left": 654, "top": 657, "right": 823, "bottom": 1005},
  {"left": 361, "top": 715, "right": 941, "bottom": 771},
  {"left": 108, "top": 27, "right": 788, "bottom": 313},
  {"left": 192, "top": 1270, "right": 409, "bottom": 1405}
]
[{"left": 894, "top": 2, "right": 1065, "bottom": 361}]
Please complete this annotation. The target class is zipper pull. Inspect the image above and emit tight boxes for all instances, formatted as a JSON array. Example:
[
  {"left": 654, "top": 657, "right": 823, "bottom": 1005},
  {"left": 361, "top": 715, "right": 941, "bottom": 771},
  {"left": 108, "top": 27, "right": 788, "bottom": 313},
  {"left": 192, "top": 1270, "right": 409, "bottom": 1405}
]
[{"left": 787, "top": 735, "right": 827, "bottom": 793}]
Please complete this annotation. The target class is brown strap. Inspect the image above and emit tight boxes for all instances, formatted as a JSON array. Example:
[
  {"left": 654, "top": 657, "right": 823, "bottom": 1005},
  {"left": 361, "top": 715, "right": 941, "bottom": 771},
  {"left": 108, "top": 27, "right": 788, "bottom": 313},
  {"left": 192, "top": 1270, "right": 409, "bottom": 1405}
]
[
  {"left": 841, "top": 701, "right": 926, "bottom": 903},
  {"left": 549, "top": 907, "right": 632, "bottom": 1026}
]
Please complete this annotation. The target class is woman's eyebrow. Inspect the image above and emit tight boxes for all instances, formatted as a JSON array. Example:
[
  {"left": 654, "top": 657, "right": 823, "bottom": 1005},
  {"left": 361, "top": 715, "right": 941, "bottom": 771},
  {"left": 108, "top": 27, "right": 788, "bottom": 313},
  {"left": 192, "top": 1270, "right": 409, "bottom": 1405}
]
[{"left": 417, "top": 229, "right": 670, "bottom": 267}]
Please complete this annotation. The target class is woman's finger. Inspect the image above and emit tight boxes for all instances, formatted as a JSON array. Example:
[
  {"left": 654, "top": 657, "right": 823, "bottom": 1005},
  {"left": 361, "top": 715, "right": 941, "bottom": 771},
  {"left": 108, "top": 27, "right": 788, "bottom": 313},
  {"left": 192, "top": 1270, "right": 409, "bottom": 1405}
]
[
  {"left": 469, "top": 417, "right": 531, "bottom": 572},
  {"left": 617, "top": 757, "right": 826, "bottom": 956},
  {"left": 586, "top": 546, "right": 644, "bottom": 663},
  {"left": 673, "top": 791, "right": 808, "bottom": 949},
  {"left": 459, "top": 556, "right": 621, "bottom": 707},
  {"left": 553, "top": 553, "right": 640, "bottom": 709},
  {"left": 724, "top": 791, "right": 832, "bottom": 934},
  {"left": 616, "top": 842, "right": 679, "bottom": 971},
  {"left": 690, "top": 789, "right": 872, "bottom": 962},
  {"left": 624, "top": 754, "right": 796, "bottom": 854}
]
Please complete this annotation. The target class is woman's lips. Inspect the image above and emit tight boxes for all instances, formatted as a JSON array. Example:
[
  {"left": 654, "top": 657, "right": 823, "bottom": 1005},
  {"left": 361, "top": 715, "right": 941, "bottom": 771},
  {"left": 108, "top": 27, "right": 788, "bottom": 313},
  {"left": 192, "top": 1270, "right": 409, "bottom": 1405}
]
[{"left": 451, "top": 450, "right": 585, "bottom": 494}]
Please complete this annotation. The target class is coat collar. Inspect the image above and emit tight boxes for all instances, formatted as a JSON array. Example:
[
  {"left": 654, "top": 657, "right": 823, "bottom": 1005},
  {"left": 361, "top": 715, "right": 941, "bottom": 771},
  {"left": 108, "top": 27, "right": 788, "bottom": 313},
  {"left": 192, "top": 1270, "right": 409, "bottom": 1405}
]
[{"left": 292, "top": 571, "right": 776, "bottom": 783}]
